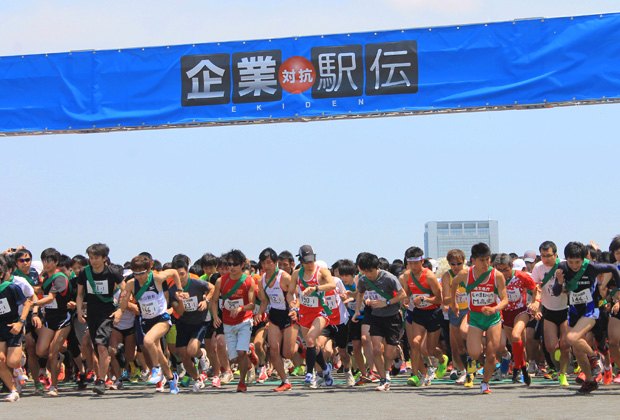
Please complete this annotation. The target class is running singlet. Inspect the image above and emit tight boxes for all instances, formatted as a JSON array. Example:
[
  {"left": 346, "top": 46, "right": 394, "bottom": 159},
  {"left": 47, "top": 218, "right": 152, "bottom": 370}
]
[
  {"left": 41, "top": 271, "right": 70, "bottom": 317},
  {"left": 450, "top": 270, "right": 469, "bottom": 310},
  {"left": 325, "top": 278, "right": 350, "bottom": 325},
  {"left": 504, "top": 270, "right": 537, "bottom": 312},
  {"left": 134, "top": 275, "right": 167, "bottom": 320},
  {"left": 408, "top": 268, "right": 438, "bottom": 310},
  {"left": 466, "top": 267, "right": 498, "bottom": 313},
  {"left": 219, "top": 273, "right": 253, "bottom": 325},
  {"left": 298, "top": 266, "right": 328, "bottom": 322},
  {"left": 263, "top": 270, "right": 287, "bottom": 311}
]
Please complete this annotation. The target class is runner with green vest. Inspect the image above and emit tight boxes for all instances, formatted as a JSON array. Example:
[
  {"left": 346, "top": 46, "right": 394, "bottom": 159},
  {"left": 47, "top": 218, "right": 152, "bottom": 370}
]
[
  {"left": 76, "top": 243, "right": 124, "bottom": 395},
  {"left": 450, "top": 243, "right": 508, "bottom": 395},
  {"left": 353, "top": 252, "right": 407, "bottom": 391},
  {"left": 292, "top": 245, "right": 336, "bottom": 389}
]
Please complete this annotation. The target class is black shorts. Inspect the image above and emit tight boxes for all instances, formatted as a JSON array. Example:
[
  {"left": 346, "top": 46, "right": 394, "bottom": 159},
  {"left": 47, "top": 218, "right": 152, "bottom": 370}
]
[
  {"left": 0, "top": 323, "right": 24, "bottom": 347},
  {"left": 320, "top": 323, "right": 349, "bottom": 349},
  {"left": 43, "top": 312, "right": 72, "bottom": 331},
  {"left": 405, "top": 307, "right": 442, "bottom": 333},
  {"left": 113, "top": 325, "right": 136, "bottom": 338},
  {"left": 347, "top": 317, "right": 362, "bottom": 341},
  {"left": 141, "top": 313, "right": 171, "bottom": 334},
  {"left": 369, "top": 313, "right": 402, "bottom": 346},
  {"left": 543, "top": 308, "right": 568, "bottom": 328},
  {"left": 88, "top": 314, "right": 115, "bottom": 347},
  {"left": 362, "top": 305, "right": 372, "bottom": 326},
  {"left": 526, "top": 316, "right": 544, "bottom": 340},
  {"left": 176, "top": 321, "right": 208, "bottom": 348},
  {"left": 267, "top": 308, "right": 294, "bottom": 331},
  {"left": 205, "top": 319, "right": 224, "bottom": 338}
]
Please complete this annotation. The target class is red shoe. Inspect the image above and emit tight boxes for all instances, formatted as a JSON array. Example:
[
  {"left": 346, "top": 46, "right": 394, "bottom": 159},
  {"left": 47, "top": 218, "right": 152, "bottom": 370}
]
[
  {"left": 105, "top": 378, "right": 113, "bottom": 386},
  {"left": 58, "top": 363, "right": 65, "bottom": 382},
  {"left": 575, "top": 372, "right": 586, "bottom": 384},
  {"left": 248, "top": 344, "right": 259, "bottom": 366},
  {"left": 86, "top": 371, "right": 96, "bottom": 383},
  {"left": 274, "top": 382, "right": 292, "bottom": 392},
  {"left": 257, "top": 366, "right": 268, "bottom": 383},
  {"left": 296, "top": 337, "right": 306, "bottom": 359},
  {"left": 613, "top": 373, "right": 620, "bottom": 384},
  {"left": 236, "top": 382, "right": 247, "bottom": 392},
  {"left": 603, "top": 369, "right": 613, "bottom": 385},
  {"left": 595, "top": 372, "right": 603, "bottom": 383}
]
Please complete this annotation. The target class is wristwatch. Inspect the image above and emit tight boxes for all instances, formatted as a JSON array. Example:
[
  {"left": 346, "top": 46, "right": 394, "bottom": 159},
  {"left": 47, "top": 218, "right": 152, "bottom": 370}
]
[{"left": 386, "top": 300, "right": 391, "bottom": 306}]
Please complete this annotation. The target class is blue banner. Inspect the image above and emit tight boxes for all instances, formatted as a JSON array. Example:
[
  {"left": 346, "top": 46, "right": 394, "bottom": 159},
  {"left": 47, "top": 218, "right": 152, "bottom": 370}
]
[{"left": 1, "top": 12, "right": 620, "bottom": 135}]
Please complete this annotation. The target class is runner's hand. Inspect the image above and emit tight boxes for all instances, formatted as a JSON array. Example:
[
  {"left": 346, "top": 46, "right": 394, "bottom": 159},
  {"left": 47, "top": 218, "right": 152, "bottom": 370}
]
[
  {"left": 369, "top": 299, "right": 385, "bottom": 308},
  {"left": 110, "top": 308, "right": 122, "bottom": 325},
  {"left": 77, "top": 311, "right": 87, "bottom": 323},
  {"left": 352, "top": 311, "right": 360, "bottom": 322},
  {"left": 288, "top": 309, "right": 298, "bottom": 322},
  {"left": 8, "top": 322, "right": 22, "bottom": 335},
  {"left": 213, "top": 315, "right": 222, "bottom": 328},
  {"left": 612, "top": 301, "right": 620, "bottom": 315},
  {"left": 176, "top": 291, "right": 190, "bottom": 300},
  {"left": 197, "top": 300, "right": 208, "bottom": 311},
  {"left": 253, "top": 314, "right": 263, "bottom": 325},
  {"left": 302, "top": 287, "right": 315, "bottom": 296},
  {"left": 481, "top": 306, "right": 496, "bottom": 316},
  {"left": 67, "top": 301, "right": 76, "bottom": 310},
  {"left": 31, "top": 316, "right": 42, "bottom": 329}
]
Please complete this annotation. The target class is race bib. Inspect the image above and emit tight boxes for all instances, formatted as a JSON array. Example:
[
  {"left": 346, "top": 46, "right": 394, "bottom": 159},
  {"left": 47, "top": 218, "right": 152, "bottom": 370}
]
[
  {"left": 325, "top": 295, "right": 338, "bottom": 310},
  {"left": 507, "top": 288, "right": 521, "bottom": 302},
  {"left": 569, "top": 289, "right": 593, "bottom": 306},
  {"left": 267, "top": 291, "right": 284, "bottom": 306},
  {"left": 347, "top": 300, "right": 358, "bottom": 312},
  {"left": 455, "top": 290, "right": 469, "bottom": 304},
  {"left": 364, "top": 290, "right": 384, "bottom": 302},
  {"left": 44, "top": 295, "right": 58, "bottom": 309},
  {"left": 411, "top": 294, "right": 432, "bottom": 308},
  {"left": 139, "top": 300, "right": 159, "bottom": 317},
  {"left": 183, "top": 296, "right": 198, "bottom": 312},
  {"left": 0, "top": 298, "right": 10, "bottom": 315},
  {"left": 87, "top": 280, "right": 109, "bottom": 295},
  {"left": 300, "top": 294, "right": 319, "bottom": 308},
  {"left": 471, "top": 291, "right": 494, "bottom": 306},
  {"left": 223, "top": 298, "right": 243, "bottom": 311}
]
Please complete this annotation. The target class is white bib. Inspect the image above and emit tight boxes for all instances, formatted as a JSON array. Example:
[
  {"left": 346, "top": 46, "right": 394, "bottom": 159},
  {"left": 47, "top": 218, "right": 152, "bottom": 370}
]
[
  {"left": 507, "top": 288, "right": 521, "bottom": 302},
  {"left": 569, "top": 289, "right": 593, "bottom": 306},
  {"left": 223, "top": 298, "right": 243, "bottom": 311},
  {"left": 44, "top": 295, "right": 58, "bottom": 309},
  {"left": 364, "top": 290, "right": 385, "bottom": 302},
  {"left": 455, "top": 290, "right": 469, "bottom": 304},
  {"left": 0, "top": 298, "right": 10, "bottom": 315},
  {"left": 325, "top": 295, "right": 339, "bottom": 310},
  {"left": 300, "top": 294, "right": 319, "bottom": 308},
  {"left": 87, "top": 280, "right": 109, "bottom": 295},
  {"left": 267, "top": 291, "right": 285, "bottom": 306},
  {"left": 183, "top": 296, "right": 198, "bottom": 312},
  {"left": 471, "top": 291, "right": 494, "bottom": 306},
  {"left": 139, "top": 300, "right": 159, "bottom": 318}
]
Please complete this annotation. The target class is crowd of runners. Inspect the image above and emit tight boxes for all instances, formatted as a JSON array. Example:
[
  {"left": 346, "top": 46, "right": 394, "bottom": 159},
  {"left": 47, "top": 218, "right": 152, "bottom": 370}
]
[{"left": 1, "top": 236, "right": 620, "bottom": 401}]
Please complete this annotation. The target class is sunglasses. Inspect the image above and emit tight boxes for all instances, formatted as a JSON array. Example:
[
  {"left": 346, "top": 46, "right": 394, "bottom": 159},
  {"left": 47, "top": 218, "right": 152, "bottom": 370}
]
[
  {"left": 133, "top": 270, "right": 148, "bottom": 276},
  {"left": 227, "top": 261, "right": 241, "bottom": 267},
  {"left": 449, "top": 262, "right": 464, "bottom": 266},
  {"left": 18, "top": 258, "right": 31, "bottom": 263}
]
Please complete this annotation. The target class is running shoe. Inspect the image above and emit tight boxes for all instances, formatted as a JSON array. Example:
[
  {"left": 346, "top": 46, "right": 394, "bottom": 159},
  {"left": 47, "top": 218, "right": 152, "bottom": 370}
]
[
  {"left": 575, "top": 372, "right": 586, "bottom": 384},
  {"left": 169, "top": 372, "right": 179, "bottom": 395},
  {"left": 93, "top": 379, "right": 106, "bottom": 395},
  {"left": 211, "top": 376, "right": 221, "bottom": 388},
  {"left": 399, "top": 362, "right": 408, "bottom": 374},
  {"left": 466, "top": 358, "right": 476, "bottom": 374},
  {"left": 155, "top": 376, "right": 167, "bottom": 392},
  {"left": 274, "top": 382, "right": 292, "bottom": 392},
  {"left": 180, "top": 375, "right": 191, "bottom": 387},
  {"left": 221, "top": 370, "right": 234, "bottom": 384},
  {"left": 47, "top": 386, "right": 59, "bottom": 397},
  {"left": 527, "top": 362, "right": 537, "bottom": 375},
  {"left": 603, "top": 369, "right": 613, "bottom": 385},
  {"left": 464, "top": 374, "right": 474, "bottom": 388},
  {"left": 614, "top": 373, "right": 620, "bottom": 384},
  {"left": 191, "top": 379, "right": 205, "bottom": 393},
  {"left": 577, "top": 380, "right": 598, "bottom": 394},
  {"left": 455, "top": 371, "right": 467, "bottom": 384},
  {"left": 248, "top": 344, "right": 259, "bottom": 366},
  {"left": 595, "top": 372, "right": 603, "bottom": 383},
  {"left": 512, "top": 368, "right": 522, "bottom": 383},
  {"left": 77, "top": 373, "right": 88, "bottom": 390},
  {"left": 590, "top": 353, "right": 602, "bottom": 377},
  {"left": 500, "top": 352, "right": 511, "bottom": 374},
  {"left": 480, "top": 382, "right": 491, "bottom": 394},
  {"left": 140, "top": 369, "right": 150, "bottom": 382},
  {"left": 5, "top": 390, "right": 20, "bottom": 402},
  {"left": 39, "top": 372, "right": 51, "bottom": 390},
  {"left": 450, "top": 370, "right": 459, "bottom": 381},
  {"left": 291, "top": 366, "right": 305, "bottom": 376},
  {"left": 34, "top": 382, "right": 45, "bottom": 396},
  {"left": 304, "top": 373, "right": 314, "bottom": 387},
  {"left": 57, "top": 363, "right": 65, "bottom": 382},
  {"left": 14, "top": 367, "right": 28, "bottom": 382},
  {"left": 345, "top": 370, "right": 355, "bottom": 387},
  {"left": 257, "top": 365, "right": 268, "bottom": 383},
  {"left": 491, "top": 366, "right": 504, "bottom": 382},
  {"left": 148, "top": 367, "right": 163, "bottom": 384},
  {"left": 86, "top": 370, "right": 96, "bottom": 383},
  {"left": 375, "top": 379, "right": 390, "bottom": 391},
  {"left": 436, "top": 355, "right": 449, "bottom": 379},
  {"left": 199, "top": 348, "right": 210, "bottom": 373},
  {"left": 310, "top": 375, "right": 325, "bottom": 389},
  {"left": 422, "top": 375, "right": 432, "bottom": 387},
  {"left": 246, "top": 368, "right": 256, "bottom": 384},
  {"left": 522, "top": 364, "right": 532, "bottom": 386},
  {"left": 369, "top": 370, "right": 381, "bottom": 383},
  {"left": 407, "top": 375, "right": 420, "bottom": 387},
  {"left": 236, "top": 382, "right": 247, "bottom": 392},
  {"left": 558, "top": 373, "right": 569, "bottom": 387},
  {"left": 109, "top": 379, "right": 124, "bottom": 390},
  {"left": 105, "top": 378, "right": 114, "bottom": 386}
]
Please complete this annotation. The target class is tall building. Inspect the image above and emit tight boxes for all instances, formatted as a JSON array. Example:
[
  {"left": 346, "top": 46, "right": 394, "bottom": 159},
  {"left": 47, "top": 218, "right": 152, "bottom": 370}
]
[{"left": 424, "top": 220, "right": 499, "bottom": 259}]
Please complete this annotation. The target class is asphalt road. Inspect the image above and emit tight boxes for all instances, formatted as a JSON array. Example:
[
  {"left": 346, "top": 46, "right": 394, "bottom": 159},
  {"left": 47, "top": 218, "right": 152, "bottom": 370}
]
[{"left": 3, "top": 373, "right": 619, "bottom": 420}]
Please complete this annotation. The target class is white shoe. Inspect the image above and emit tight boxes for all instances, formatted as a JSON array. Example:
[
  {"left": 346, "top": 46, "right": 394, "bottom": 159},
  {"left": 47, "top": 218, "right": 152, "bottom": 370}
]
[
  {"left": 191, "top": 380, "right": 205, "bottom": 393},
  {"left": 455, "top": 371, "right": 467, "bottom": 384},
  {"left": 527, "top": 362, "right": 537, "bottom": 375},
  {"left": 199, "top": 348, "right": 210, "bottom": 373},
  {"left": 310, "top": 376, "right": 325, "bottom": 389},
  {"left": 5, "top": 390, "right": 20, "bottom": 402},
  {"left": 427, "top": 367, "right": 436, "bottom": 381},
  {"left": 177, "top": 363, "right": 186, "bottom": 378},
  {"left": 155, "top": 376, "right": 167, "bottom": 392},
  {"left": 385, "top": 371, "right": 391, "bottom": 382},
  {"left": 246, "top": 368, "right": 256, "bottom": 384},
  {"left": 221, "top": 370, "right": 234, "bottom": 384},
  {"left": 375, "top": 380, "right": 390, "bottom": 391},
  {"left": 345, "top": 370, "right": 355, "bottom": 387}
]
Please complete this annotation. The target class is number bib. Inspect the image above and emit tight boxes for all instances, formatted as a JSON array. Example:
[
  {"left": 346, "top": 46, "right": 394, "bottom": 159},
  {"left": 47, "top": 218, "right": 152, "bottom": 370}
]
[
  {"left": 507, "top": 288, "right": 521, "bottom": 302},
  {"left": 267, "top": 291, "right": 284, "bottom": 306},
  {"left": 139, "top": 299, "right": 159, "bottom": 318},
  {"left": 223, "top": 298, "right": 243, "bottom": 311},
  {"left": 325, "top": 295, "right": 338, "bottom": 310},
  {"left": 347, "top": 300, "right": 358, "bottom": 312},
  {"left": 569, "top": 289, "right": 593, "bottom": 306},
  {"left": 455, "top": 290, "right": 469, "bottom": 304},
  {"left": 87, "top": 280, "right": 109, "bottom": 295},
  {"left": 0, "top": 298, "right": 10, "bottom": 315},
  {"left": 471, "top": 291, "right": 494, "bottom": 306},
  {"left": 44, "top": 295, "right": 58, "bottom": 309},
  {"left": 364, "top": 290, "right": 384, "bottom": 302},
  {"left": 410, "top": 294, "right": 432, "bottom": 308},
  {"left": 183, "top": 296, "right": 198, "bottom": 312},
  {"left": 300, "top": 294, "right": 319, "bottom": 308}
]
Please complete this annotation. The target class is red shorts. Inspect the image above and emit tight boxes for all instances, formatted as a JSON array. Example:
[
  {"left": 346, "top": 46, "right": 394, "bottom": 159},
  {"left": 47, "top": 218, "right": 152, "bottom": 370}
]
[
  {"left": 502, "top": 307, "right": 530, "bottom": 329},
  {"left": 298, "top": 308, "right": 330, "bottom": 329}
]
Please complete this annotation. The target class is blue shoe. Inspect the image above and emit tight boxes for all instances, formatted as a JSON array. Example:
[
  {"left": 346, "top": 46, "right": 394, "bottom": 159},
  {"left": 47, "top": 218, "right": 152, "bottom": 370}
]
[
  {"left": 304, "top": 373, "right": 314, "bottom": 386},
  {"left": 169, "top": 372, "right": 179, "bottom": 395},
  {"left": 500, "top": 352, "right": 511, "bottom": 374},
  {"left": 324, "top": 364, "right": 334, "bottom": 387},
  {"left": 148, "top": 367, "right": 162, "bottom": 384}
]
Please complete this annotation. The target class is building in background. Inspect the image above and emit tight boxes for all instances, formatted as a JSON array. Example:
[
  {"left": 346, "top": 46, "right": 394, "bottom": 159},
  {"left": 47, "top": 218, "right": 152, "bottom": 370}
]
[{"left": 425, "top": 220, "right": 499, "bottom": 259}]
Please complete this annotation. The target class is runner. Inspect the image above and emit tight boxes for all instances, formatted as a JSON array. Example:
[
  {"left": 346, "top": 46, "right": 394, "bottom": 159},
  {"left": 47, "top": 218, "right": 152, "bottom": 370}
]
[
  {"left": 441, "top": 249, "right": 469, "bottom": 384},
  {"left": 0, "top": 255, "right": 33, "bottom": 402},
  {"left": 291, "top": 245, "right": 336, "bottom": 389},
  {"left": 76, "top": 243, "right": 125, "bottom": 395},
  {"left": 401, "top": 247, "right": 446, "bottom": 387},
  {"left": 450, "top": 243, "right": 509, "bottom": 394},
  {"left": 277, "top": 251, "right": 295, "bottom": 276},
  {"left": 255, "top": 248, "right": 299, "bottom": 391},
  {"left": 553, "top": 241, "right": 620, "bottom": 393},
  {"left": 34, "top": 248, "right": 72, "bottom": 396},
  {"left": 353, "top": 252, "right": 407, "bottom": 391},
  {"left": 211, "top": 249, "right": 256, "bottom": 392},
  {"left": 607, "top": 235, "right": 620, "bottom": 384},
  {"left": 169, "top": 257, "right": 212, "bottom": 392},
  {"left": 492, "top": 253, "right": 539, "bottom": 385},
  {"left": 120, "top": 255, "right": 187, "bottom": 395}
]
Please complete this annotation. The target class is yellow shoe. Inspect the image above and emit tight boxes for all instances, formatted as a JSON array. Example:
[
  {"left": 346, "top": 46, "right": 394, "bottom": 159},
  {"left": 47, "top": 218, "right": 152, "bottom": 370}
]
[
  {"left": 464, "top": 373, "right": 474, "bottom": 387},
  {"left": 558, "top": 373, "right": 569, "bottom": 387}
]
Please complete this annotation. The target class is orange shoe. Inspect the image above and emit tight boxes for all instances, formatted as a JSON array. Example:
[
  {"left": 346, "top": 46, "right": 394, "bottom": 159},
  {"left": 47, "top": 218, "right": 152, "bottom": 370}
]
[
  {"left": 575, "top": 372, "right": 586, "bottom": 384},
  {"left": 603, "top": 369, "right": 613, "bottom": 385},
  {"left": 248, "top": 344, "right": 259, "bottom": 366},
  {"left": 58, "top": 363, "right": 65, "bottom": 382},
  {"left": 237, "top": 382, "right": 247, "bottom": 392},
  {"left": 274, "top": 382, "right": 292, "bottom": 392}
]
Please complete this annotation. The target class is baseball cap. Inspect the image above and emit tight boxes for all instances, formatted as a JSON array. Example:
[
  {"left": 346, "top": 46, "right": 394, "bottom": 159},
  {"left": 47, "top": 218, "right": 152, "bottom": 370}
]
[
  {"left": 523, "top": 250, "right": 536, "bottom": 263},
  {"left": 297, "top": 245, "right": 316, "bottom": 263},
  {"left": 512, "top": 258, "right": 526, "bottom": 271}
]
